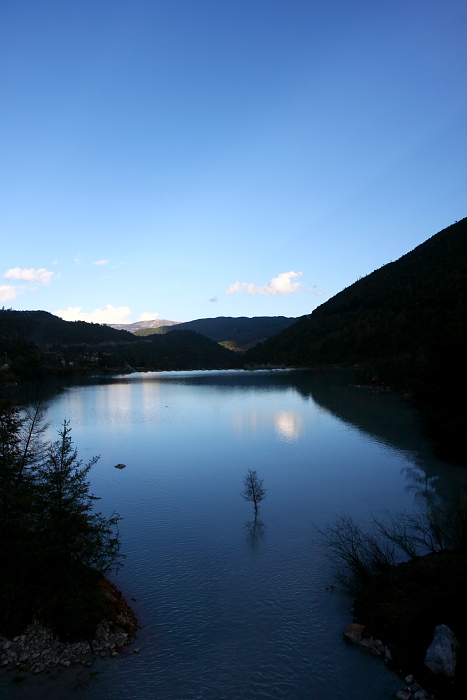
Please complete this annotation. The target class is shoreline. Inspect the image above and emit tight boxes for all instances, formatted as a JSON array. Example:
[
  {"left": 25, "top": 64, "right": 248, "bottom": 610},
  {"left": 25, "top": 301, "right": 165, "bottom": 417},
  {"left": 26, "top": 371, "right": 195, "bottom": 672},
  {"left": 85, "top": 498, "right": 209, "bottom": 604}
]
[
  {"left": 0, "top": 579, "right": 138, "bottom": 675},
  {"left": 348, "top": 550, "right": 467, "bottom": 700}
]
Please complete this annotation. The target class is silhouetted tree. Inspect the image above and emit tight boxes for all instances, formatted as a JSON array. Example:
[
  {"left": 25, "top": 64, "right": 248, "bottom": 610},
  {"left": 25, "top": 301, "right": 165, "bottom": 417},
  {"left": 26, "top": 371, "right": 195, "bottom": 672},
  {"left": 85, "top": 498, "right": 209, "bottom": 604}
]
[
  {"left": 0, "top": 406, "right": 122, "bottom": 638},
  {"left": 241, "top": 469, "right": 266, "bottom": 516}
]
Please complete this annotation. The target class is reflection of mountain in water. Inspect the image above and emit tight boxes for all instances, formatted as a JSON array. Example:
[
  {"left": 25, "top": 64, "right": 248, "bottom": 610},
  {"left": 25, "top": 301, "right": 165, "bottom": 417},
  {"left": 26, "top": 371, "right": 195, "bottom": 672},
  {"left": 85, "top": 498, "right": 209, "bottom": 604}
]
[
  {"left": 290, "top": 369, "right": 423, "bottom": 454},
  {"left": 11, "top": 368, "right": 466, "bottom": 504},
  {"left": 141, "top": 369, "right": 298, "bottom": 393},
  {"left": 287, "top": 368, "right": 466, "bottom": 503}
]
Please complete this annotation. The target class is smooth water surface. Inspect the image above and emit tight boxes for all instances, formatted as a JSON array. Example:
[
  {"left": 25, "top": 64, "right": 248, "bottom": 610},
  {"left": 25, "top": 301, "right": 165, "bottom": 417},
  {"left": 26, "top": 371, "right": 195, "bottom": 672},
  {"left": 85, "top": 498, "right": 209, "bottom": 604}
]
[{"left": 2, "top": 369, "right": 465, "bottom": 699}]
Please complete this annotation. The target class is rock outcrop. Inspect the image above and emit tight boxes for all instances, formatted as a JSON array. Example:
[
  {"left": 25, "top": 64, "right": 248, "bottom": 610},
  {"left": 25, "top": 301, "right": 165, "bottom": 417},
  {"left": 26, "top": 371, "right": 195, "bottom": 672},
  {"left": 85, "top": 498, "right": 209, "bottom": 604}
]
[{"left": 424, "top": 624, "right": 459, "bottom": 678}]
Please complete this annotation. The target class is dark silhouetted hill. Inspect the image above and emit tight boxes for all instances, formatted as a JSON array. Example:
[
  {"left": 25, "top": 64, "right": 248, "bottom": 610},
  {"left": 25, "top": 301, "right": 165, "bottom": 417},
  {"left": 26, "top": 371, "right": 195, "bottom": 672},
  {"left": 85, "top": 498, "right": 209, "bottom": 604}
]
[
  {"left": 0, "top": 310, "right": 238, "bottom": 381},
  {"left": 98, "top": 330, "right": 238, "bottom": 371},
  {"left": 245, "top": 218, "right": 467, "bottom": 463},
  {"left": 137, "top": 316, "right": 297, "bottom": 350},
  {"left": 0, "top": 310, "right": 136, "bottom": 347}
]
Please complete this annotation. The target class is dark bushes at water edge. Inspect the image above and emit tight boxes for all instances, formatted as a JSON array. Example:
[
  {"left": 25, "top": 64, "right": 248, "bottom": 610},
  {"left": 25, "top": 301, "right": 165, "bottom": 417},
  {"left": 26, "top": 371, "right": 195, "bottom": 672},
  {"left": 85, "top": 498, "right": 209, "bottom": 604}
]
[
  {"left": 320, "top": 493, "right": 467, "bottom": 590},
  {"left": 0, "top": 402, "right": 123, "bottom": 640},
  {"left": 320, "top": 494, "right": 467, "bottom": 696}
]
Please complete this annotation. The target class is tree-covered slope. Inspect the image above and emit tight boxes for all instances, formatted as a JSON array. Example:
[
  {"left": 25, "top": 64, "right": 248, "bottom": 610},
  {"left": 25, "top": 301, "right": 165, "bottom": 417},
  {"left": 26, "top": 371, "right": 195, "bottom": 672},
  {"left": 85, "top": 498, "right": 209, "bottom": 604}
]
[
  {"left": 0, "top": 310, "right": 136, "bottom": 347},
  {"left": 245, "top": 218, "right": 467, "bottom": 463},
  {"left": 96, "top": 330, "right": 239, "bottom": 371},
  {"left": 246, "top": 218, "right": 467, "bottom": 369},
  {"left": 0, "top": 311, "right": 239, "bottom": 381},
  {"left": 147, "top": 316, "right": 297, "bottom": 350}
]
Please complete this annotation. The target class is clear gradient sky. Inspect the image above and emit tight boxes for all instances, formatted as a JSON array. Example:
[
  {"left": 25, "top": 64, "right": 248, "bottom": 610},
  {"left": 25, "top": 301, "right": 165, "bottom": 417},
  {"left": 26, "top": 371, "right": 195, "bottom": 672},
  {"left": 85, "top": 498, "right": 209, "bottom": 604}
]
[{"left": 1, "top": 1, "right": 466, "bottom": 324}]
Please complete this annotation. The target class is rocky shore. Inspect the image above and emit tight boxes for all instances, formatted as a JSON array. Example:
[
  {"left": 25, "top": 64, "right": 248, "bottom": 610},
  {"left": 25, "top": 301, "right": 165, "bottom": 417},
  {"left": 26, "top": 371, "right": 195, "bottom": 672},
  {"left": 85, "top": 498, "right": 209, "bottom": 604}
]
[
  {"left": 341, "top": 546, "right": 467, "bottom": 700},
  {"left": 343, "top": 624, "right": 436, "bottom": 699},
  {"left": 0, "top": 579, "right": 138, "bottom": 675}
]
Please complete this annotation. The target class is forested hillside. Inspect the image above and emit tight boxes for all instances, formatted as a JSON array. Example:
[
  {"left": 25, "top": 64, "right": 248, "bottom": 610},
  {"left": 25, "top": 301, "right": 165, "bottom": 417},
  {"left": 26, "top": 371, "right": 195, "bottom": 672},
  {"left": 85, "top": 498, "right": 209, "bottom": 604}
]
[
  {"left": 93, "top": 330, "right": 238, "bottom": 371},
  {"left": 245, "top": 218, "right": 467, "bottom": 463},
  {"left": 136, "top": 315, "right": 297, "bottom": 350},
  {"left": 0, "top": 310, "right": 238, "bottom": 381},
  {"left": 0, "top": 310, "right": 136, "bottom": 347}
]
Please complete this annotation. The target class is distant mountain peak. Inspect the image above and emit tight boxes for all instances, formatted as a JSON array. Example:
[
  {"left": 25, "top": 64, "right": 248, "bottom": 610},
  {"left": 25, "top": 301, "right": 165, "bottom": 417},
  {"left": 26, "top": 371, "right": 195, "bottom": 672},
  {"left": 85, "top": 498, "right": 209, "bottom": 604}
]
[{"left": 107, "top": 319, "right": 179, "bottom": 332}]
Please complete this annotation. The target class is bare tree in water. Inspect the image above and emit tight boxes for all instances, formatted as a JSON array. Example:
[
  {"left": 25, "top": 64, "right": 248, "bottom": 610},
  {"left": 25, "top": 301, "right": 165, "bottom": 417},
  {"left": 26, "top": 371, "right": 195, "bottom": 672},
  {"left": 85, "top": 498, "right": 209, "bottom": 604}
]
[{"left": 241, "top": 469, "right": 266, "bottom": 516}]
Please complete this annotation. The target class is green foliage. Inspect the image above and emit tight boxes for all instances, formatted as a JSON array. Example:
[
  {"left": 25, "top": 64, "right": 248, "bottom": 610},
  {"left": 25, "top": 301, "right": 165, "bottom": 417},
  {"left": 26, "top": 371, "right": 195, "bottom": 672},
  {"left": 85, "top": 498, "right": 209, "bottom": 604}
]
[
  {"left": 0, "top": 405, "right": 122, "bottom": 639},
  {"left": 133, "top": 327, "right": 168, "bottom": 336},
  {"left": 219, "top": 340, "right": 240, "bottom": 351}
]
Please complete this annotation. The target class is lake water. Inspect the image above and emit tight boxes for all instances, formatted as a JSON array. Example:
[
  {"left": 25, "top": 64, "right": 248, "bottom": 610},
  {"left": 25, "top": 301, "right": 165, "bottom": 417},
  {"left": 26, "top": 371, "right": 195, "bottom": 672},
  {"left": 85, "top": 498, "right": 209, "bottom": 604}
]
[{"left": 2, "top": 369, "right": 465, "bottom": 699}]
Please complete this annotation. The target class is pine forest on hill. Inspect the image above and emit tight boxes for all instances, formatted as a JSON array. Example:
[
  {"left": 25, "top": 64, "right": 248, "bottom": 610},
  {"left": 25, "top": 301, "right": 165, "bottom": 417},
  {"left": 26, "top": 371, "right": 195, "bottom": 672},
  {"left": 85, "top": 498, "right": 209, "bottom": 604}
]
[{"left": 244, "top": 218, "right": 467, "bottom": 464}]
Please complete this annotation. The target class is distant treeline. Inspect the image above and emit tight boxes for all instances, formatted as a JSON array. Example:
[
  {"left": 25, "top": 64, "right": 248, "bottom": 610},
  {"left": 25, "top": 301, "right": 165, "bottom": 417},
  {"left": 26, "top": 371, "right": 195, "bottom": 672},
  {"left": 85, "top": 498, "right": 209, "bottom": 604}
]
[{"left": 0, "top": 310, "right": 239, "bottom": 383}]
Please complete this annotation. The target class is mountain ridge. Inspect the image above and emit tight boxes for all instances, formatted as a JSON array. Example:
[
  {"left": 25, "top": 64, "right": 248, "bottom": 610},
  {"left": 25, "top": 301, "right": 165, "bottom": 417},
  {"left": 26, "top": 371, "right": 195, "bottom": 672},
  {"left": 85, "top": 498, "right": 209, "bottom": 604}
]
[
  {"left": 108, "top": 319, "right": 179, "bottom": 332},
  {"left": 154, "top": 316, "right": 297, "bottom": 350},
  {"left": 245, "top": 217, "right": 467, "bottom": 463}
]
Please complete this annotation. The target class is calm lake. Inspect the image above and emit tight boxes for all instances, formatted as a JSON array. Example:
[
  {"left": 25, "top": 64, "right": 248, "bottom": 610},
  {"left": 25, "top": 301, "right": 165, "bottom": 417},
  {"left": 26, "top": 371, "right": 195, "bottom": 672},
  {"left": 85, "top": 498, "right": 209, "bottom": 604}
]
[{"left": 2, "top": 369, "right": 465, "bottom": 699}]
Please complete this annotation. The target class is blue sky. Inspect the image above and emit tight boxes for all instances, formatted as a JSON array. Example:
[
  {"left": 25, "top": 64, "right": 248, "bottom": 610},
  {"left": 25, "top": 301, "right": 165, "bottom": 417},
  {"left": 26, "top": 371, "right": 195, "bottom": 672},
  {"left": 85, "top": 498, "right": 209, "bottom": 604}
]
[{"left": 1, "top": 0, "right": 466, "bottom": 324}]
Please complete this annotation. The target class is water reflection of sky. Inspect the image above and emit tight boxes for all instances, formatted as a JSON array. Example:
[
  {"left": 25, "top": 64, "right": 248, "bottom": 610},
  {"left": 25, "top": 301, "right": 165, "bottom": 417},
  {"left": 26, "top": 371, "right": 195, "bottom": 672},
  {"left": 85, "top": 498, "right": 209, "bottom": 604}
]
[
  {"left": 19, "top": 369, "right": 467, "bottom": 700},
  {"left": 231, "top": 408, "right": 306, "bottom": 442}
]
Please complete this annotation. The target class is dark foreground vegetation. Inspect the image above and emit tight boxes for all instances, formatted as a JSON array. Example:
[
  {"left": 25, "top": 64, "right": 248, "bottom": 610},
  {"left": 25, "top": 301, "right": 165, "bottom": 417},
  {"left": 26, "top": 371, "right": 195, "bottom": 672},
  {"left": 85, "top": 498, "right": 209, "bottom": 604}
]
[
  {"left": 322, "top": 495, "right": 467, "bottom": 698},
  {"left": 0, "top": 403, "right": 122, "bottom": 641},
  {"left": 245, "top": 217, "right": 467, "bottom": 465}
]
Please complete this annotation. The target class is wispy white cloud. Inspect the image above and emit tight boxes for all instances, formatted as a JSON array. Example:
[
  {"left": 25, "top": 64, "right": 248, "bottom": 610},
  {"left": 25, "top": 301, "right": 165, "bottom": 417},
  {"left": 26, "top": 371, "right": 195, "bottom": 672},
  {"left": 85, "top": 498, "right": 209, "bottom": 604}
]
[
  {"left": 306, "top": 286, "right": 327, "bottom": 297},
  {"left": 138, "top": 312, "right": 159, "bottom": 321},
  {"left": 4, "top": 267, "right": 54, "bottom": 285},
  {"left": 0, "top": 285, "right": 17, "bottom": 303},
  {"left": 53, "top": 305, "right": 132, "bottom": 324},
  {"left": 226, "top": 271, "right": 303, "bottom": 296},
  {"left": 93, "top": 259, "right": 109, "bottom": 266}
]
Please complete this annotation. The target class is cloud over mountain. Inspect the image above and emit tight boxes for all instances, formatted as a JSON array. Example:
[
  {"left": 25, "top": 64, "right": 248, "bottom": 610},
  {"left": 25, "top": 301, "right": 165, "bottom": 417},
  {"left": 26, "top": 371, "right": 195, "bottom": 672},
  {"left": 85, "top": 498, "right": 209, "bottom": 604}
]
[
  {"left": 54, "top": 305, "right": 131, "bottom": 323},
  {"left": 226, "top": 271, "right": 303, "bottom": 296}
]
